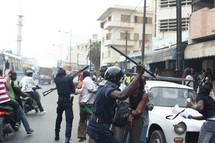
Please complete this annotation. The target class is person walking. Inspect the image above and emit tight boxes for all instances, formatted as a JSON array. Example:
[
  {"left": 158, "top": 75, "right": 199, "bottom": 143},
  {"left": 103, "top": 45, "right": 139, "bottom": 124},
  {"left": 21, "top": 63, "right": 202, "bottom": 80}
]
[
  {"left": 76, "top": 71, "right": 97, "bottom": 142},
  {"left": 87, "top": 64, "right": 145, "bottom": 143},
  {"left": 19, "top": 70, "right": 46, "bottom": 113},
  {"left": 0, "top": 69, "right": 34, "bottom": 135},
  {"left": 186, "top": 82, "right": 215, "bottom": 142},
  {"left": 54, "top": 68, "right": 76, "bottom": 143}
]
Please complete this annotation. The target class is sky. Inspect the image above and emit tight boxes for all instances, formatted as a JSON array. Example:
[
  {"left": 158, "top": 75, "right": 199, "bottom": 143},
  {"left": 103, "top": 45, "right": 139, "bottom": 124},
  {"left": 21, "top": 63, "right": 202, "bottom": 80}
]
[{"left": 0, "top": 0, "right": 145, "bottom": 67}]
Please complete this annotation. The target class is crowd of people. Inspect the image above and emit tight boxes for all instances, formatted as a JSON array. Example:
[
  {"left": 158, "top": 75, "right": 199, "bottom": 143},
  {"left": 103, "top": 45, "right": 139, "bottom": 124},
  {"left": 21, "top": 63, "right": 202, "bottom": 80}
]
[{"left": 0, "top": 64, "right": 214, "bottom": 143}]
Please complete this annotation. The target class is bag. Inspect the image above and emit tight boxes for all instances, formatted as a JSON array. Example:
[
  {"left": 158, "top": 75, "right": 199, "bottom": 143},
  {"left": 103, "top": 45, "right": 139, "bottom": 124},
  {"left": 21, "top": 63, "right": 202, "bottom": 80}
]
[{"left": 112, "top": 101, "right": 132, "bottom": 128}]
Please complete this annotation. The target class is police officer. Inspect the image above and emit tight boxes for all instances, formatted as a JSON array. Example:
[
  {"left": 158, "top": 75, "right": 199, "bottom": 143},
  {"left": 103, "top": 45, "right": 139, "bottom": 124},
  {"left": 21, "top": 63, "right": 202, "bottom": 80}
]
[
  {"left": 87, "top": 64, "right": 145, "bottom": 143},
  {"left": 54, "top": 68, "right": 75, "bottom": 143}
]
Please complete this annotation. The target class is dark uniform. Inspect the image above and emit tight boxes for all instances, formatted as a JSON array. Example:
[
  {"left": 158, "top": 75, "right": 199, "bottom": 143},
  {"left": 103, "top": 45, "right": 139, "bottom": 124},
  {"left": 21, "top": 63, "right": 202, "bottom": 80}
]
[
  {"left": 87, "top": 66, "right": 124, "bottom": 143},
  {"left": 87, "top": 65, "right": 145, "bottom": 143},
  {"left": 54, "top": 69, "right": 75, "bottom": 143},
  {"left": 88, "top": 81, "right": 120, "bottom": 143}
]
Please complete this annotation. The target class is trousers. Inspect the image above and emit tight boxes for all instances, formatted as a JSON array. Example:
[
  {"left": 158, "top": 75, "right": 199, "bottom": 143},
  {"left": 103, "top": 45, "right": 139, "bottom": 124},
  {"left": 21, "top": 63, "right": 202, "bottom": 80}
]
[
  {"left": 1, "top": 100, "right": 31, "bottom": 132},
  {"left": 55, "top": 102, "right": 74, "bottom": 138},
  {"left": 198, "top": 120, "right": 215, "bottom": 143},
  {"left": 87, "top": 118, "right": 119, "bottom": 143}
]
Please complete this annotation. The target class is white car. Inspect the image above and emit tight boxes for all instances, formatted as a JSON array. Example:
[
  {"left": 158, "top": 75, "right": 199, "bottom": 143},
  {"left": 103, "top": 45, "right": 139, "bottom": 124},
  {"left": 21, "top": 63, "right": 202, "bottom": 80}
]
[{"left": 145, "top": 80, "right": 204, "bottom": 143}]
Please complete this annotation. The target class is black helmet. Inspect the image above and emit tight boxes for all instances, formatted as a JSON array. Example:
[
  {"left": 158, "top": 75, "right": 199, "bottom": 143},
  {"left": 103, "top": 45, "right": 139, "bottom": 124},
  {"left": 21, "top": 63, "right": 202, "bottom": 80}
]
[{"left": 104, "top": 66, "right": 124, "bottom": 86}]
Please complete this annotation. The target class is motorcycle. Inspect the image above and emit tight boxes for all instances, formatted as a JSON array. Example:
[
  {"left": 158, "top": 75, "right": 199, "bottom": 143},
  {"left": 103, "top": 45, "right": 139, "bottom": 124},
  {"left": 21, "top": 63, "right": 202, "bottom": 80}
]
[
  {"left": 0, "top": 105, "right": 21, "bottom": 142},
  {"left": 21, "top": 86, "right": 42, "bottom": 114}
]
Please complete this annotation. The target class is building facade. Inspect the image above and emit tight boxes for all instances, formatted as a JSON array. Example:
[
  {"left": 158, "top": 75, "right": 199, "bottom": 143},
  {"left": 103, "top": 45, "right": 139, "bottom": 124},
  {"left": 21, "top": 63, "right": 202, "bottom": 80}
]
[
  {"left": 97, "top": 5, "right": 154, "bottom": 66},
  {"left": 184, "top": 0, "right": 215, "bottom": 80}
]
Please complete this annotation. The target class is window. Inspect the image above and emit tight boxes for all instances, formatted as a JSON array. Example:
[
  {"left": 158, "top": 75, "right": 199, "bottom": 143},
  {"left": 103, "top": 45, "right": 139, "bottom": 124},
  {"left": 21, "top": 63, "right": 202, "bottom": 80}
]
[
  {"left": 134, "top": 33, "right": 139, "bottom": 41},
  {"left": 159, "top": 18, "right": 189, "bottom": 32},
  {"left": 134, "top": 16, "right": 143, "bottom": 23},
  {"left": 160, "top": 0, "right": 191, "bottom": 8},
  {"left": 120, "top": 32, "right": 130, "bottom": 40},
  {"left": 146, "top": 17, "right": 152, "bottom": 24},
  {"left": 108, "top": 16, "right": 111, "bottom": 21},
  {"left": 121, "top": 15, "right": 130, "bottom": 23},
  {"left": 106, "top": 33, "right": 111, "bottom": 40}
]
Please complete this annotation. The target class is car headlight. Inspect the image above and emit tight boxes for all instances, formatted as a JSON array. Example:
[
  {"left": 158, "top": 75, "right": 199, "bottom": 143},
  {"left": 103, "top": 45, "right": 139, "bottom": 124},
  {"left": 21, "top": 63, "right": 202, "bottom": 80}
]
[{"left": 174, "top": 121, "right": 187, "bottom": 134}]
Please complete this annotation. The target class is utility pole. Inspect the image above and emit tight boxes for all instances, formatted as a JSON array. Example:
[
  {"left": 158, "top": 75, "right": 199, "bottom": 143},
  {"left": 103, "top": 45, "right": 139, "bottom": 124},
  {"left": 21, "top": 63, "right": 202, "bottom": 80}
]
[
  {"left": 141, "top": 0, "right": 147, "bottom": 64},
  {"left": 89, "top": 39, "right": 92, "bottom": 71},
  {"left": 125, "top": 31, "right": 128, "bottom": 71},
  {"left": 176, "top": 0, "right": 182, "bottom": 73},
  {"left": 69, "top": 32, "right": 72, "bottom": 71}
]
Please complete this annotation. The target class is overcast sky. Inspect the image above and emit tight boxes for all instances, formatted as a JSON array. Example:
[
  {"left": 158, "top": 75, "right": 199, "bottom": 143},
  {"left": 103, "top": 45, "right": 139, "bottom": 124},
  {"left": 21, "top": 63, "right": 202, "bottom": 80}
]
[{"left": 0, "top": 0, "right": 144, "bottom": 67}]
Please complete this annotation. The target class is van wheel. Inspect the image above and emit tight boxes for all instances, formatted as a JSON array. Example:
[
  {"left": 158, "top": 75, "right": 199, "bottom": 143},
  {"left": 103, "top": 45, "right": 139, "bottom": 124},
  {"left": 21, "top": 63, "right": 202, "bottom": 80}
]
[{"left": 149, "top": 130, "right": 166, "bottom": 143}]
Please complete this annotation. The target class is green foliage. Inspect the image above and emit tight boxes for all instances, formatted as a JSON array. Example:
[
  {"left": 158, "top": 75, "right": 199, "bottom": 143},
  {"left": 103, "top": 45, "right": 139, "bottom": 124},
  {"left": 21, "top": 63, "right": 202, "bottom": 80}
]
[{"left": 87, "top": 41, "right": 101, "bottom": 71}]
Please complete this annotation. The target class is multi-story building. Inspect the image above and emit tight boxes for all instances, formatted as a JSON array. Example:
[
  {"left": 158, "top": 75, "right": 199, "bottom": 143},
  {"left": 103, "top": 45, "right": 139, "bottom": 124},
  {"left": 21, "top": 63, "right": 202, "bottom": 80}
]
[
  {"left": 97, "top": 5, "right": 154, "bottom": 66},
  {"left": 184, "top": 0, "right": 215, "bottom": 79}
]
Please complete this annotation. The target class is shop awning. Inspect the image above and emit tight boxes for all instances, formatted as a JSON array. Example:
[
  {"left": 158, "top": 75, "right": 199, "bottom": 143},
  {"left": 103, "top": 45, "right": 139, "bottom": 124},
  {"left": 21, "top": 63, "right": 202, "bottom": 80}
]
[
  {"left": 184, "top": 40, "right": 215, "bottom": 59},
  {"left": 145, "top": 46, "right": 177, "bottom": 64}
]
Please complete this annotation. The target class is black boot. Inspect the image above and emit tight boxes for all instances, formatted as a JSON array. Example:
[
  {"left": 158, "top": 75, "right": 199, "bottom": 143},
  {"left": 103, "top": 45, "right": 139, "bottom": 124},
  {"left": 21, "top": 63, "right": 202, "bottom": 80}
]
[
  {"left": 55, "top": 133, "right": 59, "bottom": 141},
  {"left": 64, "top": 137, "right": 70, "bottom": 143}
]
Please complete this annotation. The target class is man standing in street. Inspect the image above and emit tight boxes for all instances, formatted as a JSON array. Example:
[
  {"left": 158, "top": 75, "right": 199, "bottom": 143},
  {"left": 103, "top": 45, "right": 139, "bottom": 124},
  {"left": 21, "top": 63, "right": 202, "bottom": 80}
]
[
  {"left": 76, "top": 70, "right": 97, "bottom": 142},
  {"left": 54, "top": 68, "right": 75, "bottom": 143}
]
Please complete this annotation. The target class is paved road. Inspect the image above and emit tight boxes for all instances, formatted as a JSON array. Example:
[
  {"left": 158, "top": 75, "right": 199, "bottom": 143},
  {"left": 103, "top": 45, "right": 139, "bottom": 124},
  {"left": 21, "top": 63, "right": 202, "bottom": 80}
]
[{"left": 3, "top": 84, "right": 89, "bottom": 143}]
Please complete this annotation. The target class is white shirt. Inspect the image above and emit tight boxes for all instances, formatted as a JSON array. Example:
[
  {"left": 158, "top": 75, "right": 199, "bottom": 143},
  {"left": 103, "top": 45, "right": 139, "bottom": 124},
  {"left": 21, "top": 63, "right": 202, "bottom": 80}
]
[
  {"left": 76, "top": 76, "right": 97, "bottom": 104},
  {"left": 185, "top": 75, "right": 194, "bottom": 89},
  {"left": 19, "top": 76, "right": 37, "bottom": 92}
]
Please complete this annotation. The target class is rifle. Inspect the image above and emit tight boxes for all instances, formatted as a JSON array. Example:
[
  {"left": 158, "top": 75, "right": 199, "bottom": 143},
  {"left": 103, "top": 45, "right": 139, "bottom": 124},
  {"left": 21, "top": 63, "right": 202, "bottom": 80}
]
[
  {"left": 110, "top": 45, "right": 155, "bottom": 78},
  {"left": 42, "top": 65, "right": 89, "bottom": 96}
]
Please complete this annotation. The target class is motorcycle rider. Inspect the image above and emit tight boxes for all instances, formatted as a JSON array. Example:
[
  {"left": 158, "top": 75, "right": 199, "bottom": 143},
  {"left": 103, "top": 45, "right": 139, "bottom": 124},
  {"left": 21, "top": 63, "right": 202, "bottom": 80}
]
[
  {"left": 7, "top": 70, "right": 28, "bottom": 107},
  {"left": 0, "top": 69, "right": 34, "bottom": 134},
  {"left": 19, "top": 70, "right": 46, "bottom": 113}
]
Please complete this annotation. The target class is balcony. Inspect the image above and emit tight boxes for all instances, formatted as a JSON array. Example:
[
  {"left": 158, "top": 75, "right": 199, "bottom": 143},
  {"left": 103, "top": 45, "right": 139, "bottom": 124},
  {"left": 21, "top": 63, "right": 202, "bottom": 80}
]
[
  {"left": 103, "top": 21, "right": 135, "bottom": 30},
  {"left": 103, "top": 39, "right": 134, "bottom": 47},
  {"left": 189, "top": 7, "right": 215, "bottom": 43}
]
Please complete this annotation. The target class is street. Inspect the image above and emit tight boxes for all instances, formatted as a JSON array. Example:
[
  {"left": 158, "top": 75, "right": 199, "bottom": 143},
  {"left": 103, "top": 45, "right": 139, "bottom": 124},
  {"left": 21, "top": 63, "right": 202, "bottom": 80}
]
[{"left": 3, "top": 84, "right": 89, "bottom": 143}]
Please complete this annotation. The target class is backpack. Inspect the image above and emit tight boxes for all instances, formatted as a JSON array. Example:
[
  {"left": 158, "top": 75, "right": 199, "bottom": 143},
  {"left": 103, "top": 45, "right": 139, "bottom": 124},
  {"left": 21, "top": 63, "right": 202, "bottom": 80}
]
[{"left": 112, "top": 101, "right": 132, "bottom": 128}]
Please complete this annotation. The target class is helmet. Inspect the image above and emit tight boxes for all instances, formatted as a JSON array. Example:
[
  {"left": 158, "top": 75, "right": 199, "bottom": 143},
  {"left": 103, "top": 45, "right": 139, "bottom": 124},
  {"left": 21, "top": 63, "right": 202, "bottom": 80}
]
[
  {"left": 104, "top": 66, "right": 124, "bottom": 86},
  {"left": 26, "top": 70, "right": 33, "bottom": 76}
]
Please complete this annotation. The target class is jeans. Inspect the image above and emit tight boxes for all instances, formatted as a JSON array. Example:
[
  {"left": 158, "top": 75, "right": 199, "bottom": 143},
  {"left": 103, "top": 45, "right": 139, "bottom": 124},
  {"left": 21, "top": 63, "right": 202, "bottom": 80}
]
[
  {"left": 140, "top": 125, "right": 148, "bottom": 143},
  {"left": 27, "top": 91, "right": 44, "bottom": 112},
  {"left": 1, "top": 100, "right": 32, "bottom": 132},
  {"left": 198, "top": 121, "right": 215, "bottom": 143},
  {"left": 87, "top": 118, "right": 119, "bottom": 143},
  {"left": 55, "top": 102, "right": 73, "bottom": 138}
]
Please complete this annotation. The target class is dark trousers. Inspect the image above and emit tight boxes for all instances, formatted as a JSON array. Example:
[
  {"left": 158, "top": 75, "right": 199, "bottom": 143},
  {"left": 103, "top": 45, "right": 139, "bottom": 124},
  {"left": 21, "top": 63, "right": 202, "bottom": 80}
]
[
  {"left": 27, "top": 91, "right": 44, "bottom": 112},
  {"left": 55, "top": 102, "right": 74, "bottom": 138},
  {"left": 115, "top": 116, "right": 143, "bottom": 143},
  {"left": 87, "top": 118, "right": 119, "bottom": 143}
]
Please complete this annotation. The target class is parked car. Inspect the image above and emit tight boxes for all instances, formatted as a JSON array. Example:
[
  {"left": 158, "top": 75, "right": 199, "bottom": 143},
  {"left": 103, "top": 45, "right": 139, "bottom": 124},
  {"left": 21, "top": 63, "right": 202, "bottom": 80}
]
[{"left": 145, "top": 80, "right": 204, "bottom": 143}]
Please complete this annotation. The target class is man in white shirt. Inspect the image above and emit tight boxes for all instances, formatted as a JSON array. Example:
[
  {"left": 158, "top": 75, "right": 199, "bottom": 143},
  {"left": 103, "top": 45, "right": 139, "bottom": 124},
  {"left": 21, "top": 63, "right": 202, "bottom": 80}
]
[
  {"left": 19, "top": 70, "right": 45, "bottom": 113},
  {"left": 75, "top": 70, "right": 97, "bottom": 142},
  {"left": 184, "top": 68, "right": 194, "bottom": 89}
]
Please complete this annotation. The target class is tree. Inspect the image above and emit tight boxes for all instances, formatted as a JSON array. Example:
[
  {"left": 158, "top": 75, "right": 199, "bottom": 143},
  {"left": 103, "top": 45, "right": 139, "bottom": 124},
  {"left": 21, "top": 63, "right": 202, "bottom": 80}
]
[{"left": 88, "top": 41, "right": 101, "bottom": 72}]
